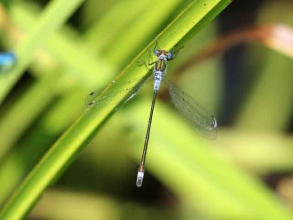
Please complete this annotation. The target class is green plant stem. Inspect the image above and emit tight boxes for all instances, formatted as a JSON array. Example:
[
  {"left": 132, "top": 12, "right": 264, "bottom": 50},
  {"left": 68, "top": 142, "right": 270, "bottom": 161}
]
[
  {"left": 0, "top": 72, "right": 58, "bottom": 159},
  {"left": 0, "top": 0, "right": 114, "bottom": 158},
  {"left": 0, "top": 0, "right": 85, "bottom": 104}
]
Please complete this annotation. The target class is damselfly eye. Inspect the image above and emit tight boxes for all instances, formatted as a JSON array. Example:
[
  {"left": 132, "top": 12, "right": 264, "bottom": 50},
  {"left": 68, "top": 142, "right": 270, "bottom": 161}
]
[
  {"left": 167, "top": 52, "right": 173, "bottom": 59},
  {"left": 154, "top": 50, "right": 162, "bottom": 56}
]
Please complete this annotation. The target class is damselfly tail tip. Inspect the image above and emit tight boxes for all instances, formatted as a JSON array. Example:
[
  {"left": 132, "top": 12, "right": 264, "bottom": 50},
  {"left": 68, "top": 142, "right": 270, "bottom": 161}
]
[
  {"left": 211, "top": 116, "right": 217, "bottom": 129},
  {"left": 136, "top": 171, "right": 144, "bottom": 187}
]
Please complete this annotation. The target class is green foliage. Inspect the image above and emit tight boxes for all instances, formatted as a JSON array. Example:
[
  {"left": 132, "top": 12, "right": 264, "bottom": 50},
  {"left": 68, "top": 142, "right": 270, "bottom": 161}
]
[{"left": 0, "top": 0, "right": 293, "bottom": 219}]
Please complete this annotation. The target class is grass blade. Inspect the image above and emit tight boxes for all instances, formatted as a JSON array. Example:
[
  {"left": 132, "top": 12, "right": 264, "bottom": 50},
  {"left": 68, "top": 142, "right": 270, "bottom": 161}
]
[{"left": 0, "top": 1, "right": 231, "bottom": 219}]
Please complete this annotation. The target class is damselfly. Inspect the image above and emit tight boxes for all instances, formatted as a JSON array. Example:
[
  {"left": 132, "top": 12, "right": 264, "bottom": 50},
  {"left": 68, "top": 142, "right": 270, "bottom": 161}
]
[{"left": 85, "top": 41, "right": 217, "bottom": 187}]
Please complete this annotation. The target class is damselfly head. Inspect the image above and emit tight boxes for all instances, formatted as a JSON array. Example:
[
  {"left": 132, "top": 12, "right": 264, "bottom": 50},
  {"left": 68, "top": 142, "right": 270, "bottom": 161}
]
[{"left": 154, "top": 49, "right": 172, "bottom": 60}]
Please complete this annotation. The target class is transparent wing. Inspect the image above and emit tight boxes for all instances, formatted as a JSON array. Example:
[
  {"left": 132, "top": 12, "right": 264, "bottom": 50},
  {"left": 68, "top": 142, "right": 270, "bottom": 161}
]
[
  {"left": 164, "top": 79, "right": 217, "bottom": 139},
  {"left": 85, "top": 75, "right": 153, "bottom": 117}
]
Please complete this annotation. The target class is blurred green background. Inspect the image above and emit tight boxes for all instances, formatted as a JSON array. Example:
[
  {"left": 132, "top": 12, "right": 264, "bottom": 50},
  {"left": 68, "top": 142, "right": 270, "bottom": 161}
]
[{"left": 0, "top": 0, "right": 293, "bottom": 219}]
